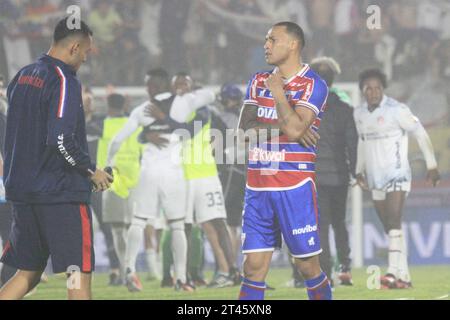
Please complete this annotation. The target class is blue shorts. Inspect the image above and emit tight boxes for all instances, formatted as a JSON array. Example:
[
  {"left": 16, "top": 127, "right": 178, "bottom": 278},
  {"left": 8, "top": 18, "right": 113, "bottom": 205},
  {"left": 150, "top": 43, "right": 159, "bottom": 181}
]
[
  {"left": 1, "top": 202, "right": 95, "bottom": 274},
  {"left": 242, "top": 181, "right": 322, "bottom": 258}
]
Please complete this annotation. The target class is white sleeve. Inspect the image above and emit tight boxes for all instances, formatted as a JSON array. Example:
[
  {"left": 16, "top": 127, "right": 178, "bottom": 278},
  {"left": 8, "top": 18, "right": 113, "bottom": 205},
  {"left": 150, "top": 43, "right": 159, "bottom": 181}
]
[
  {"left": 395, "top": 105, "right": 437, "bottom": 169},
  {"left": 170, "top": 89, "right": 216, "bottom": 123},
  {"left": 411, "top": 124, "right": 438, "bottom": 169},
  {"left": 395, "top": 104, "right": 421, "bottom": 132}
]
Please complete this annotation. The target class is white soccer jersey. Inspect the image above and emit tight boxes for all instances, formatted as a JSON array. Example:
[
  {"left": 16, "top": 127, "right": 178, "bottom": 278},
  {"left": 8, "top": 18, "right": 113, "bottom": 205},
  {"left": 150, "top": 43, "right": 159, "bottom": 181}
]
[
  {"left": 107, "top": 89, "right": 215, "bottom": 221},
  {"left": 354, "top": 95, "right": 425, "bottom": 191},
  {"left": 107, "top": 89, "right": 216, "bottom": 165}
]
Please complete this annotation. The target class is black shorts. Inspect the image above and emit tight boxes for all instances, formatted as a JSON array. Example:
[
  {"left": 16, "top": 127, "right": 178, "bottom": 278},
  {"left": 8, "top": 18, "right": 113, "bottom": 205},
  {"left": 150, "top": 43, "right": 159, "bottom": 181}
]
[{"left": 0, "top": 202, "right": 95, "bottom": 274}]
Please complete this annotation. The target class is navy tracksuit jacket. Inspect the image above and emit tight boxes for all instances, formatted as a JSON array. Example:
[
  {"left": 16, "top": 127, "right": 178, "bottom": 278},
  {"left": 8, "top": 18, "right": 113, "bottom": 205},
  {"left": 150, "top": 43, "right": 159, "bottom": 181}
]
[{"left": 4, "top": 54, "right": 95, "bottom": 204}]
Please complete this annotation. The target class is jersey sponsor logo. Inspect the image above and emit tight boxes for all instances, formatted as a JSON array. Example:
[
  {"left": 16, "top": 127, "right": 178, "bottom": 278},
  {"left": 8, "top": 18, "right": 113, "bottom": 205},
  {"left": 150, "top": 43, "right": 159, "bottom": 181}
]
[
  {"left": 292, "top": 224, "right": 317, "bottom": 236},
  {"left": 256, "top": 88, "right": 302, "bottom": 101},
  {"left": 362, "top": 131, "right": 398, "bottom": 140},
  {"left": 256, "top": 88, "right": 272, "bottom": 98},
  {"left": 249, "top": 147, "right": 286, "bottom": 162},
  {"left": 148, "top": 124, "right": 170, "bottom": 131},
  {"left": 57, "top": 134, "right": 76, "bottom": 166},
  {"left": 257, "top": 106, "right": 278, "bottom": 120}
]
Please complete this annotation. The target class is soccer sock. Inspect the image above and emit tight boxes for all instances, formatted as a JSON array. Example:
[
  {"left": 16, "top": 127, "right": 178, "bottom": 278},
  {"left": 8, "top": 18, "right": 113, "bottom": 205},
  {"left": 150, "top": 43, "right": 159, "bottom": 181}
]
[
  {"left": 125, "top": 219, "right": 145, "bottom": 274},
  {"left": 161, "top": 229, "right": 173, "bottom": 278},
  {"left": 111, "top": 225, "right": 127, "bottom": 278},
  {"left": 239, "top": 278, "right": 266, "bottom": 300},
  {"left": 305, "top": 272, "right": 332, "bottom": 300},
  {"left": 398, "top": 233, "right": 411, "bottom": 282},
  {"left": 170, "top": 221, "right": 188, "bottom": 284},
  {"left": 145, "top": 248, "right": 161, "bottom": 280},
  {"left": 387, "top": 229, "right": 402, "bottom": 278}
]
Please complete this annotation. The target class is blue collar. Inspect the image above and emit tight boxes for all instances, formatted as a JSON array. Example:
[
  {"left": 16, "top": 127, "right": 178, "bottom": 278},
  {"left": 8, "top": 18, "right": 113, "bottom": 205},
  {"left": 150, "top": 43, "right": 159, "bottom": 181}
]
[{"left": 38, "top": 54, "right": 76, "bottom": 75}]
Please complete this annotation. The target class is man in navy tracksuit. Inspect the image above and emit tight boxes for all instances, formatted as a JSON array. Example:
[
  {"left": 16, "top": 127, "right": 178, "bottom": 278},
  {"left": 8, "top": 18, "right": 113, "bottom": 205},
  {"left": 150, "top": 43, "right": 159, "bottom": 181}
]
[{"left": 0, "top": 17, "right": 112, "bottom": 300}]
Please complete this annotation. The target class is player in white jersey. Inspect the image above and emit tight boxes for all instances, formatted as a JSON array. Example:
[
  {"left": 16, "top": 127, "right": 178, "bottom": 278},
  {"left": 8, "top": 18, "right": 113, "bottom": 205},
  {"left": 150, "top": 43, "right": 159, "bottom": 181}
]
[
  {"left": 146, "top": 74, "right": 240, "bottom": 288},
  {"left": 107, "top": 69, "right": 215, "bottom": 292},
  {"left": 354, "top": 69, "right": 440, "bottom": 289}
]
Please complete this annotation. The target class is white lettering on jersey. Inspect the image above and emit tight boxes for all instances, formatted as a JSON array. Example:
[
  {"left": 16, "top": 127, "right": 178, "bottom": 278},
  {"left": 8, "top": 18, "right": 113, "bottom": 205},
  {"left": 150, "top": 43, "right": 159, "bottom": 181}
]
[
  {"left": 257, "top": 106, "right": 278, "bottom": 120},
  {"left": 249, "top": 147, "right": 286, "bottom": 162}
]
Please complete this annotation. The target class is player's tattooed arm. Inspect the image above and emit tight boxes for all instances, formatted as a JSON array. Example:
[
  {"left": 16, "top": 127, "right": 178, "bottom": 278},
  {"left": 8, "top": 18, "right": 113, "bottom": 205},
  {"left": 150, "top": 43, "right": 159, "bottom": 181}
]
[
  {"left": 266, "top": 72, "right": 316, "bottom": 142},
  {"left": 238, "top": 103, "right": 281, "bottom": 142},
  {"left": 237, "top": 103, "right": 318, "bottom": 146}
]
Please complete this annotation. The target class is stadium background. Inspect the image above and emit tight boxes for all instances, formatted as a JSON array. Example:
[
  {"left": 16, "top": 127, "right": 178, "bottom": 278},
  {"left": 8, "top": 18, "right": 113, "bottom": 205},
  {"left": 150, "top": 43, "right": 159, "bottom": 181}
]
[{"left": 0, "top": 0, "right": 449, "bottom": 298}]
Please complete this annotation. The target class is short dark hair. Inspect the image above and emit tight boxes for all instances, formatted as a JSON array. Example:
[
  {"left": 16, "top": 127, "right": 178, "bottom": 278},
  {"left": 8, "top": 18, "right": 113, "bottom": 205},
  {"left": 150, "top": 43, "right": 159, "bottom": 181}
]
[
  {"left": 146, "top": 68, "right": 169, "bottom": 81},
  {"left": 145, "top": 68, "right": 170, "bottom": 89},
  {"left": 107, "top": 93, "right": 125, "bottom": 110},
  {"left": 53, "top": 17, "right": 93, "bottom": 44},
  {"left": 172, "top": 72, "right": 193, "bottom": 84},
  {"left": 358, "top": 68, "right": 387, "bottom": 90},
  {"left": 174, "top": 71, "right": 190, "bottom": 78},
  {"left": 273, "top": 21, "right": 305, "bottom": 49}
]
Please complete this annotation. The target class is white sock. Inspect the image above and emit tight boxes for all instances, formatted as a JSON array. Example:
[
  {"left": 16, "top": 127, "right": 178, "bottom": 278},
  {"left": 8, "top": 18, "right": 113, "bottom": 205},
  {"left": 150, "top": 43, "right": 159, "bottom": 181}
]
[
  {"left": 146, "top": 248, "right": 162, "bottom": 280},
  {"left": 171, "top": 226, "right": 187, "bottom": 284},
  {"left": 387, "top": 229, "right": 402, "bottom": 278},
  {"left": 111, "top": 225, "right": 127, "bottom": 278},
  {"left": 398, "top": 234, "right": 411, "bottom": 282},
  {"left": 125, "top": 219, "right": 145, "bottom": 274}
]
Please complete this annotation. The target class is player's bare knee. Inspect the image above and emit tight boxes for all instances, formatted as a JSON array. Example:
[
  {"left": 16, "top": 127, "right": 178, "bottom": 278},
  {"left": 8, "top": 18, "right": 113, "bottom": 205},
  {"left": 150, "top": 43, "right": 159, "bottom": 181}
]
[
  {"left": 242, "top": 263, "right": 264, "bottom": 281},
  {"left": 242, "top": 255, "right": 268, "bottom": 280},
  {"left": 211, "top": 218, "right": 226, "bottom": 230},
  {"left": 201, "top": 221, "right": 215, "bottom": 235},
  {"left": 385, "top": 214, "right": 401, "bottom": 231},
  {"left": 17, "top": 270, "right": 43, "bottom": 288},
  {"left": 295, "top": 257, "right": 322, "bottom": 279}
]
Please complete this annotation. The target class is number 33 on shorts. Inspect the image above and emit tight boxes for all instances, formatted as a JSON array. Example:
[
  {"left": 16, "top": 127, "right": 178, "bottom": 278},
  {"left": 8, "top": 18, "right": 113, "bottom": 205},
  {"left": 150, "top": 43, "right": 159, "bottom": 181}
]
[{"left": 205, "top": 191, "right": 223, "bottom": 207}]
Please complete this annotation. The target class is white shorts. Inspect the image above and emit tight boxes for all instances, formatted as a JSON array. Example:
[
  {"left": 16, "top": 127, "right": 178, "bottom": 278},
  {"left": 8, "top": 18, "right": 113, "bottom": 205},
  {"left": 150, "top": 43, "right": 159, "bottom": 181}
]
[
  {"left": 185, "top": 175, "right": 227, "bottom": 224},
  {"left": 146, "top": 215, "right": 167, "bottom": 230},
  {"left": 371, "top": 179, "right": 411, "bottom": 201},
  {"left": 133, "top": 162, "right": 188, "bottom": 222}
]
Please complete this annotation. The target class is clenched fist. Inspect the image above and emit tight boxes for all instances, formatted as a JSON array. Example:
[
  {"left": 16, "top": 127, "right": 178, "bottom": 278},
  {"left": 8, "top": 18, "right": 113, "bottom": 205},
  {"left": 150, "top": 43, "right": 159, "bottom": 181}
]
[{"left": 265, "top": 71, "right": 285, "bottom": 97}]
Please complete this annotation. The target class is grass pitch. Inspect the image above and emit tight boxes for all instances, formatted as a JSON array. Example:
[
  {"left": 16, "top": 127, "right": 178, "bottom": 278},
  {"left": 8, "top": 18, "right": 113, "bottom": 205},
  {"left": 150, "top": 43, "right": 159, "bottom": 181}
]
[{"left": 26, "top": 265, "right": 450, "bottom": 300}]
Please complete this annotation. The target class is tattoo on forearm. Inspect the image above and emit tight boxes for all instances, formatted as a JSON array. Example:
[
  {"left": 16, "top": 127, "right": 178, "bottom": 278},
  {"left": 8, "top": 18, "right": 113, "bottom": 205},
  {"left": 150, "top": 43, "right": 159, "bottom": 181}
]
[{"left": 277, "top": 105, "right": 296, "bottom": 127}]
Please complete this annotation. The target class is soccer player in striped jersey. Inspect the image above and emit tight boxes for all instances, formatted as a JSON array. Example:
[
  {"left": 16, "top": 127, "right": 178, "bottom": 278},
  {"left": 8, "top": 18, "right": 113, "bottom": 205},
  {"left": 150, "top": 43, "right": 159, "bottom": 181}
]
[{"left": 238, "top": 21, "right": 332, "bottom": 300}]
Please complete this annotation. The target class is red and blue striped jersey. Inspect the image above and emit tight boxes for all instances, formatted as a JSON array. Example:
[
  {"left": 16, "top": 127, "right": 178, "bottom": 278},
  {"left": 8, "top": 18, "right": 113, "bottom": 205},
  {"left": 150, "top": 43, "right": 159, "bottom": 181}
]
[{"left": 244, "top": 64, "right": 328, "bottom": 190}]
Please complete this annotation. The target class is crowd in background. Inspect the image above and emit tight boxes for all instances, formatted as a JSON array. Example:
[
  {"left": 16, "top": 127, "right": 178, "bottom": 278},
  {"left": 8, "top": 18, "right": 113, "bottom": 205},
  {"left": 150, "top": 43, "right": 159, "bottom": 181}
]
[
  {"left": 0, "top": 0, "right": 449, "bottom": 83},
  {"left": 0, "top": 0, "right": 449, "bottom": 287},
  {"left": 1, "top": 0, "right": 450, "bottom": 176}
]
